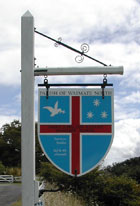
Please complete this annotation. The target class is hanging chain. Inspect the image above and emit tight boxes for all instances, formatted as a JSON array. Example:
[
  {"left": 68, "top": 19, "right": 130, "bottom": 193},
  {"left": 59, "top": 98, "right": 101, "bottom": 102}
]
[
  {"left": 44, "top": 75, "right": 48, "bottom": 84},
  {"left": 103, "top": 74, "right": 107, "bottom": 84}
]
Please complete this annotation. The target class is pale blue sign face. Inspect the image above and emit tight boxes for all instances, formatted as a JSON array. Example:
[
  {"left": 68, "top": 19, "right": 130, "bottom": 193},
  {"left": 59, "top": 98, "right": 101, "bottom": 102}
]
[
  {"left": 40, "top": 96, "right": 70, "bottom": 123},
  {"left": 38, "top": 88, "right": 114, "bottom": 176}
]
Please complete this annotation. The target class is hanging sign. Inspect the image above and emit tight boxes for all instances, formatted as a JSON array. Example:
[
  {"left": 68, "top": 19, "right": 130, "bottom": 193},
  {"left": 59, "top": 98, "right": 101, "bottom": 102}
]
[{"left": 38, "top": 88, "right": 114, "bottom": 177}]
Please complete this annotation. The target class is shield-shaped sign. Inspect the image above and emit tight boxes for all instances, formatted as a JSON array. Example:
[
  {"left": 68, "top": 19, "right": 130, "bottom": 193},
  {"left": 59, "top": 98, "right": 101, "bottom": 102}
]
[{"left": 38, "top": 88, "right": 114, "bottom": 177}]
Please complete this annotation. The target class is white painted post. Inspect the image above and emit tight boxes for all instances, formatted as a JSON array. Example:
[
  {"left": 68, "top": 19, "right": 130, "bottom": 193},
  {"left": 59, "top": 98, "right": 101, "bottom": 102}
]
[{"left": 21, "top": 11, "right": 35, "bottom": 206}]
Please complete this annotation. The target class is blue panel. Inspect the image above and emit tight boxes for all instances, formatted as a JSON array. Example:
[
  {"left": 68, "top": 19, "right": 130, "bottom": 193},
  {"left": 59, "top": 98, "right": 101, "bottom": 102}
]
[
  {"left": 82, "top": 135, "right": 112, "bottom": 173},
  {"left": 40, "top": 135, "right": 70, "bottom": 173},
  {"left": 40, "top": 96, "right": 70, "bottom": 123},
  {"left": 82, "top": 96, "right": 112, "bottom": 123}
]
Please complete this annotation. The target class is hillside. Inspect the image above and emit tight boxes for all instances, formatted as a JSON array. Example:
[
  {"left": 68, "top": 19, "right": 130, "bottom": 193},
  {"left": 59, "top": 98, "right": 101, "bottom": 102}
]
[{"left": 105, "top": 156, "right": 140, "bottom": 183}]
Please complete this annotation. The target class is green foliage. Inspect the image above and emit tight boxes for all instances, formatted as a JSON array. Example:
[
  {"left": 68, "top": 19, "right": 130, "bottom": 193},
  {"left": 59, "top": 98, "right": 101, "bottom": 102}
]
[
  {"left": 35, "top": 123, "right": 47, "bottom": 173},
  {"left": 0, "top": 161, "right": 5, "bottom": 174},
  {"left": 98, "top": 174, "right": 140, "bottom": 206},
  {"left": 105, "top": 157, "right": 140, "bottom": 183},
  {"left": 1, "top": 120, "right": 140, "bottom": 206},
  {"left": 40, "top": 162, "right": 140, "bottom": 206},
  {"left": 40, "top": 162, "right": 103, "bottom": 205},
  {"left": 0, "top": 120, "right": 21, "bottom": 167},
  {"left": 40, "top": 162, "right": 72, "bottom": 186},
  {"left": 0, "top": 120, "right": 46, "bottom": 171}
]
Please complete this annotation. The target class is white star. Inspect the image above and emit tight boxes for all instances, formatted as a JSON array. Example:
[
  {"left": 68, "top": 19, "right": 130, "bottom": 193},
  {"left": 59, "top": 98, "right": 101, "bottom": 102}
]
[
  {"left": 101, "top": 111, "right": 108, "bottom": 118},
  {"left": 87, "top": 111, "right": 93, "bottom": 119},
  {"left": 93, "top": 99, "right": 100, "bottom": 107}
]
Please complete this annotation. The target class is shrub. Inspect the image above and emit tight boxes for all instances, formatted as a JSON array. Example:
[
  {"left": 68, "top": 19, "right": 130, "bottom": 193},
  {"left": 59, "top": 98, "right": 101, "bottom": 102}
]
[
  {"left": 40, "top": 162, "right": 140, "bottom": 206},
  {"left": 0, "top": 161, "right": 5, "bottom": 174},
  {"left": 5, "top": 167, "right": 21, "bottom": 176}
]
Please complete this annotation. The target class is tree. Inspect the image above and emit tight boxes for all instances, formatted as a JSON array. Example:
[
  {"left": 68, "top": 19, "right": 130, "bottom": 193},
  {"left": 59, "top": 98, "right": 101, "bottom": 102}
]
[
  {"left": 105, "top": 157, "right": 140, "bottom": 184},
  {"left": 98, "top": 174, "right": 140, "bottom": 206},
  {"left": 0, "top": 120, "right": 46, "bottom": 171},
  {"left": 40, "top": 162, "right": 140, "bottom": 206},
  {"left": 35, "top": 123, "right": 47, "bottom": 173},
  {"left": 0, "top": 120, "right": 21, "bottom": 167}
]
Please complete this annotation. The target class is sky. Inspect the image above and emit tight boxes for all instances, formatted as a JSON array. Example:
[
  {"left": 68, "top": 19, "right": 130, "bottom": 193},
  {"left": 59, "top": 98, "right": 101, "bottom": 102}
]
[{"left": 0, "top": 0, "right": 140, "bottom": 166}]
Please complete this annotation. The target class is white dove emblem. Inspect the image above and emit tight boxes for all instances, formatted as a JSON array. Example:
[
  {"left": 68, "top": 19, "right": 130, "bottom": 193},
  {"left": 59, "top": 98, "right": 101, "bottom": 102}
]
[{"left": 43, "top": 101, "right": 65, "bottom": 117}]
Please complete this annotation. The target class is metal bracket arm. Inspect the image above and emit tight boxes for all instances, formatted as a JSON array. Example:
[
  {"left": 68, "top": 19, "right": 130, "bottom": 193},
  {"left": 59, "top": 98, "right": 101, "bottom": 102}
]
[{"left": 35, "top": 29, "right": 107, "bottom": 66}]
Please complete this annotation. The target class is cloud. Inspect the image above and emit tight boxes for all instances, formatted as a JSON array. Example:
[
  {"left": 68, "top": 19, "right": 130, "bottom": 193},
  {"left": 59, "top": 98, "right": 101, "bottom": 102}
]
[
  {"left": 0, "top": 115, "right": 20, "bottom": 128},
  {"left": 120, "top": 91, "right": 140, "bottom": 104},
  {"left": 105, "top": 118, "right": 140, "bottom": 165},
  {"left": 0, "top": 0, "right": 140, "bottom": 87},
  {"left": 0, "top": 0, "right": 140, "bottom": 167},
  {"left": 81, "top": 8, "right": 140, "bottom": 45},
  {"left": 0, "top": 49, "right": 21, "bottom": 86},
  {"left": 114, "top": 91, "right": 140, "bottom": 121},
  {"left": 0, "top": 87, "right": 21, "bottom": 128},
  {"left": 120, "top": 72, "right": 140, "bottom": 89}
]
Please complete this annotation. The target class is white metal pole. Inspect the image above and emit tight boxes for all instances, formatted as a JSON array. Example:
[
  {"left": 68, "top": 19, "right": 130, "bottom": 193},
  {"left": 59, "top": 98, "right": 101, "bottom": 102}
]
[
  {"left": 34, "top": 66, "right": 124, "bottom": 76},
  {"left": 21, "top": 11, "right": 35, "bottom": 206}
]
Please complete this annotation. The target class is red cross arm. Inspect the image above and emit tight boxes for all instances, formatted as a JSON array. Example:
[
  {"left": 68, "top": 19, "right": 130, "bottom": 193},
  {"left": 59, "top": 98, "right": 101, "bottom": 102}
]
[{"left": 40, "top": 125, "right": 112, "bottom": 133}]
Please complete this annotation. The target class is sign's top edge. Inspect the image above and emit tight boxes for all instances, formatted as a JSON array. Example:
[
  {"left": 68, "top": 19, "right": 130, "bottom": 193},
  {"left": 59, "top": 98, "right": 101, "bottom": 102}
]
[
  {"left": 38, "top": 88, "right": 114, "bottom": 91},
  {"left": 39, "top": 88, "right": 114, "bottom": 97}
]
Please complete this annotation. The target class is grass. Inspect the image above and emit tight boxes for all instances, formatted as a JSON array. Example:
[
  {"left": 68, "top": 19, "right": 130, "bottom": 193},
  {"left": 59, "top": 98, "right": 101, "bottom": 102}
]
[
  {"left": 12, "top": 192, "right": 85, "bottom": 206},
  {"left": 11, "top": 199, "right": 21, "bottom": 206},
  {"left": 43, "top": 182, "right": 85, "bottom": 206},
  {"left": 44, "top": 191, "right": 85, "bottom": 206},
  {"left": 12, "top": 182, "right": 85, "bottom": 206}
]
